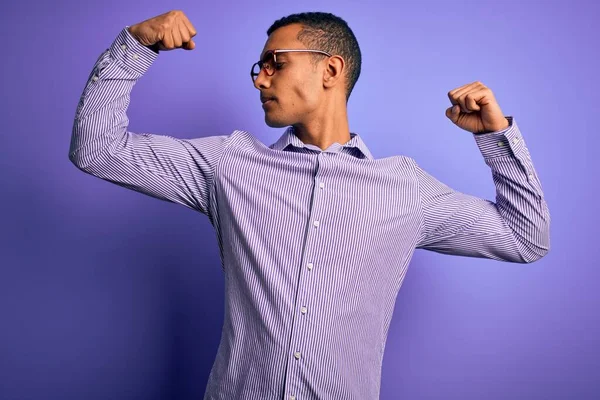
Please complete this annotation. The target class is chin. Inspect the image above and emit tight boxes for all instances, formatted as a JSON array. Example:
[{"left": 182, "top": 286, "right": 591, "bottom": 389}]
[{"left": 264, "top": 114, "right": 290, "bottom": 128}]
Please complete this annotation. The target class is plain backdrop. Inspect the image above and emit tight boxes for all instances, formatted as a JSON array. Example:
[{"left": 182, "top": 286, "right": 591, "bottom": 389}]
[{"left": 1, "top": 0, "right": 598, "bottom": 399}]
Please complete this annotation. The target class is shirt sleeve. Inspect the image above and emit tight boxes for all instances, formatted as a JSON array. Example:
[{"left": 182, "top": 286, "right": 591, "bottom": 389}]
[
  {"left": 414, "top": 117, "right": 551, "bottom": 263},
  {"left": 69, "top": 26, "right": 232, "bottom": 218}
]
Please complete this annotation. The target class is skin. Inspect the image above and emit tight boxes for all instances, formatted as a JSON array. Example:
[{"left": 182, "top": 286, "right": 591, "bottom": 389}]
[
  {"left": 446, "top": 81, "right": 510, "bottom": 134},
  {"left": 128, "top": 10, "right": 197, "bottom": 51}
]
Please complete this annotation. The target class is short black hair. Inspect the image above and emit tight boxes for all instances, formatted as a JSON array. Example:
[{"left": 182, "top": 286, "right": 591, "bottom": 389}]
[{"left": 267, "top": 12, "right": 362, "bottom": 101}]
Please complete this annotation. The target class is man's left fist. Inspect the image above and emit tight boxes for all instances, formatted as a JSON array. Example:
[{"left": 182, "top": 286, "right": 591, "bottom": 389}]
[{"left": 446, "top": 81, "right": 510, "bottom": 134}]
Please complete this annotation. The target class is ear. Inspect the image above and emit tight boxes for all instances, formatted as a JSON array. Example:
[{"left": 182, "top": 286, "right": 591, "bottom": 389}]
[{"left": 323, "top": 55, "right": 345, "bottom": 89}]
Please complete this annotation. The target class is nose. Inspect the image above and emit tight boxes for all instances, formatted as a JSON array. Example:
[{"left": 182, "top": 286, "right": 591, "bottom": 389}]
[{"left": 253, "top": 69, "right": 271, "bottom": 90}]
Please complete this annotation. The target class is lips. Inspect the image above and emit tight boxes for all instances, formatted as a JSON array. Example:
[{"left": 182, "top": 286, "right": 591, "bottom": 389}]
[{"left": 261, "top": 96, "right": 276, "bottom": 104}]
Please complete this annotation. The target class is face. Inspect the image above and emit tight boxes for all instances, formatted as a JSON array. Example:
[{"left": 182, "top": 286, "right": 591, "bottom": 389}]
[{"left": 253, "top": 24, "right": 326, "bottom": 128}]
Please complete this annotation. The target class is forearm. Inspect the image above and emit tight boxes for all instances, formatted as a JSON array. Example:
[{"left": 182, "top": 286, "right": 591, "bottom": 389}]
[
  {"left": 473, "top": 117, "right": 551, "bottom": 261},
  {"left": 69, "top": 26, "right": 158, "bottom": 169}
]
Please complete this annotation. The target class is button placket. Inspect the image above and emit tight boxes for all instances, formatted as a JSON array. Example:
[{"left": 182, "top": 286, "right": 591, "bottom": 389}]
[
  {"left": 285, "top": 156, "right": 325, "bottom": 398},
  {"left": 299, "top": 177, "right": 324, "bottom": 325}
]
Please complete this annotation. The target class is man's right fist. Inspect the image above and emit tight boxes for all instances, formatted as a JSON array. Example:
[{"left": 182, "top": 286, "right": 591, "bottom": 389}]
[{"left": 128, "top": 10, "right": 197, "bottom": 51}]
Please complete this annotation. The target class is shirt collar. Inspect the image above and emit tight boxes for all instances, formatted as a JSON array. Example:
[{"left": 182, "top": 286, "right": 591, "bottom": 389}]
[{"left": 269, "top": 126, "right": 374, "bottom": 160}]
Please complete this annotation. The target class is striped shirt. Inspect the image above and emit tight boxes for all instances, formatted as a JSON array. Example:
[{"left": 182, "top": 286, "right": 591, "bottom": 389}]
[{"left": 69, "top": 27, "right": 551, "bottom": 400}]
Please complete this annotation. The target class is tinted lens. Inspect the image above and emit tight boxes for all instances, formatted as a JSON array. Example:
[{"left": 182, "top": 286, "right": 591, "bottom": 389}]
[
  {"left": 251, "top": 51, "right": 276, "bottom": 82},
  {"left": 261, "top": 52, "right": 276, "bottom": 73}
]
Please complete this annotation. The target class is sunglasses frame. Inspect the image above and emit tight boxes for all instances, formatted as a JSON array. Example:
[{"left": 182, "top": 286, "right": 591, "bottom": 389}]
[{"left": 251, "top": 49, "right": 333, "bottom": 83}]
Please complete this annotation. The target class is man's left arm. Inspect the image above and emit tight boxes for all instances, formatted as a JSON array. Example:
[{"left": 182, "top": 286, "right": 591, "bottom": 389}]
[{"left": 414, "top": 82, "right": 551, "bottom": 263}]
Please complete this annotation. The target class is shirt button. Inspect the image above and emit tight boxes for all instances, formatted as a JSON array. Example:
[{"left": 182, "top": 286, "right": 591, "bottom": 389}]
[
  {"left": 121, "top": 44, "right": 127, "bottom": 50},
  {"left": 512, "top": 137, "right": 519, "bottom": 144},
  {"left": 497, "top": 141, "right": 504, "bottom": 147},
  {"left": 528, "top": 173, "right": 534, "bottom": 179},
  {"left": 307, "top": 263, "right": 313, "bottom": 270},
  {"left": 92, "top": 75, "right": 98, "bottom": 81},
  {"left": 294, "top": 351, "right": 301, "bottom": 360},
  {"left": 301, "top": 306, "right": 307, "bottom": 314},
  {"left": 319, "top": 182, "right": 325, "bottom": 189},
  {"left": 313, "top": 220, "right": 319, "bottom": 228},
  {"left": 290, "top": 396, "right": 296, "bottom": 400}
]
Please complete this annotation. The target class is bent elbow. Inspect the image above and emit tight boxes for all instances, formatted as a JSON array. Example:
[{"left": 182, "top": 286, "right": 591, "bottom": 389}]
[
  {"left": 521, "top": 234, "right": 551, "bottom": 264},
  {"left": 523, "top": 247, "right": 549, "bottom": 264}
]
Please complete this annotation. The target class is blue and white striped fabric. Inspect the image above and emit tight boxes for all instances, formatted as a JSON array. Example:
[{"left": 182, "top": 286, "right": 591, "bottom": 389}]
[{"left": 69, "top": 27, "right": 550, "bottom": 400}]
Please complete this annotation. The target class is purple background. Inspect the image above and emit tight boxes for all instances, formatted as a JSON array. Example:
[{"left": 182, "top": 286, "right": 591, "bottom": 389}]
[{"left": 1, "top": 0, "right": 598, "bottom": 398}]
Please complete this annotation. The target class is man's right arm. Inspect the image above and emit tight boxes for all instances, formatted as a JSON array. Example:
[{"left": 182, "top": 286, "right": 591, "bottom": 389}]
[{"left": 69, "top": 26, "right": 231, "bottom": 217}]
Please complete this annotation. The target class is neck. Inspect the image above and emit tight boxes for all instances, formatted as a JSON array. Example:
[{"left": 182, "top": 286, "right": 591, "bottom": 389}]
[{"left": 291, "top": 97, "right": 351, "bottom": 151}]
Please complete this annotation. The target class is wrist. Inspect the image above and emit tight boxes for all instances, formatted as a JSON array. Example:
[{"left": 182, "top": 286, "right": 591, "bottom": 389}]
[
  {"left": 475, "top": 117, "right": 511, "bottom": 135},
  {"left": 127, "top": 25, "right": 159, "bottom": 54}
]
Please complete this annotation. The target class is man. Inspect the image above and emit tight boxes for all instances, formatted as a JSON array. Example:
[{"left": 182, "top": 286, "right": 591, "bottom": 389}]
[{"left": 69, "top": 10, "right": 550, "bottom": 400}]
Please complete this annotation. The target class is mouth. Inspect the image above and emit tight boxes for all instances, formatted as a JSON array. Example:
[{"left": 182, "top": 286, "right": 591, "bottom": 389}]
[
  {"left": 261, "top": 95, "right": 276, "bottom": 103},
  {"left": 261, "top": 98, "right": 275, "bottom": 108}
]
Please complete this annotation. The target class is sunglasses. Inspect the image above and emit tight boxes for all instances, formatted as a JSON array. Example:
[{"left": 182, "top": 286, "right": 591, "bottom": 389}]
[{"left": 251, "top": 49, "right": 332, "bottom": 83}]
